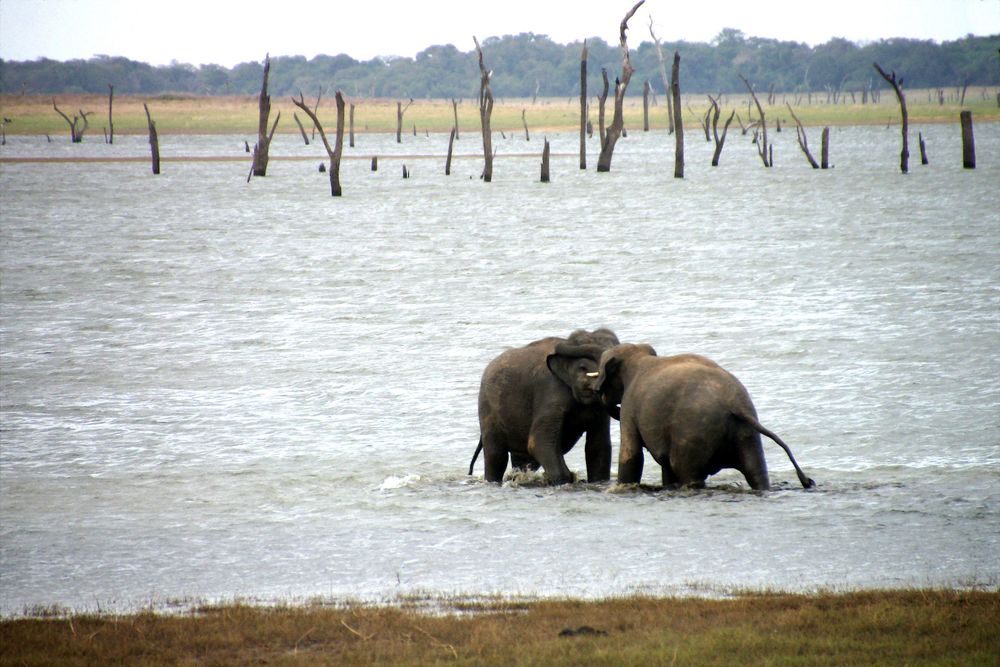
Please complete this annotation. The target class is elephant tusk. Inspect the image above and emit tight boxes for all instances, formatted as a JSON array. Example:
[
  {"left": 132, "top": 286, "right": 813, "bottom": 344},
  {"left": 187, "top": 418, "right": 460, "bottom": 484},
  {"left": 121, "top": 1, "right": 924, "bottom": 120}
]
[{"left": 585, "top": 372, "right": 599, "bottom": 378}]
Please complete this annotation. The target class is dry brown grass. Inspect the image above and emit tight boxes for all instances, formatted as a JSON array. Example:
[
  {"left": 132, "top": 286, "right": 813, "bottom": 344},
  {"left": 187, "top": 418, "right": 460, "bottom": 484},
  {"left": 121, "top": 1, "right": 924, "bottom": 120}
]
[
  {"left": 2, "top": 590, "right": 997, "bottom": 666},
  {"left": 3, "top": 90, "right": 997, "bottom": 138}
]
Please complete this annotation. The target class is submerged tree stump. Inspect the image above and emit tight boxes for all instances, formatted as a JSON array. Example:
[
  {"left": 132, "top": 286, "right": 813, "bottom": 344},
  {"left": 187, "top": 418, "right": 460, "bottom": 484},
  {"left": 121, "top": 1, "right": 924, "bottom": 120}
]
[
  {"left": 107, "top": 84, "right": 114, "bottom": 144},
  {"left": 671, "top": 51, "right": 684, "bottom": 178},
  {"left": 396, "top": 99, "right": 413, "bottom": 144},
  {"left": 252, "top": 54, "right": 278, "bottom": 177},
  {"left": 143, "top": 103, "right": 160, "bottom": 175},
  {"left": 292, "top": 90, "right": 346, "bottom": 196},
  {"left": 446, "top": 127, "right": 456, "bottom": 175},
  {"left": 918, "top": 131, "right": 929, "bottom": 165},
  {"left": 541, "top": 137, "right": 551, "bottom": 183},
  {"left": 821, "top": 127, "right": 831, "bottom": 169},
  {"left": 960, "top": 110, "right": 975, "bottom": 169}
]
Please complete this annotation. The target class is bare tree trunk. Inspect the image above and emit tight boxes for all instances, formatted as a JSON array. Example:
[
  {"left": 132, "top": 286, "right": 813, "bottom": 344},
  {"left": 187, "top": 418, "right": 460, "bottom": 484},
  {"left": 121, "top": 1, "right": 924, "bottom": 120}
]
[
  {"left": 107, "top": 84, "right": 114, "bottom": 144},
  {"left": 473, "top": 36, "right": 495, "bottom": 183},
  {"left": 371, "top": 156, "right": 378, "bottom": 171},
  {"left": 396, "top": 99, "right": 413, "bottom": 144},
  {"left": 293, "top": 113, "right": 310, "bottom": 144},
  {"left": 522, "top": 109, "right": 530, "bottom": 141},
  {"left": 918, "top": 131, "right": 928, "bottom": 165},
  {"left": 649, "top": 17, "right": 674, "bottom": 134},
  {"left": 960, "top": 110, "right": 975, "bottom": 169},
  {"left": 349, "top": 103, "right": 356, "bottom": 148},
  {"left": 446, "top": 127, "right": 456, "bottom": 175},
  {"left": 597, "top": 0, "right": 644, "bottom": 173},
  {"left": 821, "top": 127, "right": 831, "bottom": 169},
  {"left": 787, "top": 103, "right": 819, "bottom": 168},
  {"left": 740, "top": 74, "right": 770, "bottom": 167},
  {"left": 540, "top": 137, "right": 551, "bottom": 183},
  {"left": 671, "top": 51, "right": 684, "bottom": 178},
  {"left": 143, "top": 103, "right": 160, "bottom": 175},
  {"left": 292, "top": 90, "right": 346, "bottom": 196},
  {"left": 598, "top": 68, "right": 609, "bottom": 148},
  {"left": 873, "top": 63, "right": 909, "bottom": 174},
  {"left": 452, "top": 99, "right": 460, "bottom": 139},
  {"left": 643, "top": 80, "right": 651, "bottom": 131},
  {"left": 252, "top": 54, "right": 275, "bottom": 177},
  {"left": 579, "top": 40, "right": 587, "bottom": 170}
]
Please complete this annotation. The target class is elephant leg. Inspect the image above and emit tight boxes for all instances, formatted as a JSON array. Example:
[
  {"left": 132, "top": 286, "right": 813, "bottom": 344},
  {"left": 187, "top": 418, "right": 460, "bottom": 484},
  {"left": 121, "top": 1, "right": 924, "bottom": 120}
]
[
  {"left": 481, "top": 432, "right": 510, "bottom": 484},
  {"left": 527, "top": 416, "right": 574, "bottom": 484},
  {"left": 584, "top": 422, "right": 612, "bottom": 482},
  {"left": 617, "top": 420, "right": 644, "bottom": 484},
  {"left": 735, "top": 428, "right": 770, "bottom": 490}
]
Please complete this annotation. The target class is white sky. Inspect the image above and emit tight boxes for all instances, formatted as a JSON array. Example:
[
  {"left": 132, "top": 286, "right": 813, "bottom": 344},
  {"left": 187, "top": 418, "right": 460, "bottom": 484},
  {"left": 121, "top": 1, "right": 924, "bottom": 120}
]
[{"left": 1, "top": 0, "right": 998, "bottom": 67}]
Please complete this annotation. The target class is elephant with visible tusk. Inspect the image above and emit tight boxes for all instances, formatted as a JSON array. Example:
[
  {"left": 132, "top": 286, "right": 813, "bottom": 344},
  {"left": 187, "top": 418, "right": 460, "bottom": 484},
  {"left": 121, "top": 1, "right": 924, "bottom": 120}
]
[
  {"left": 594, "top": 343, "right": 815, "bottom": 490},
  {"left": 469, "top": 329, "right": 620, "bottom": 484}
]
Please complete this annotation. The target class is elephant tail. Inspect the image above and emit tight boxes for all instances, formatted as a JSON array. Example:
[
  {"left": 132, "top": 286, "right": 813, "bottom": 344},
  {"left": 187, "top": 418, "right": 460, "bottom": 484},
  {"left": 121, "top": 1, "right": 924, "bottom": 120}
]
[
  {"left": 468, "top": 438, "right": 483, "bottom": 475},
  {"left": 736, "top": 412, "right": 816, "bottom": 489}
]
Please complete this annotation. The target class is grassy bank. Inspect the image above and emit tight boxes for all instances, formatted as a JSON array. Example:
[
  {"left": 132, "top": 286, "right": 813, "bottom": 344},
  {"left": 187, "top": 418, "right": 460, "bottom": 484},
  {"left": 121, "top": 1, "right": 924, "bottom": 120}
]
[
  {"left": 2, "top": 590, "right": 997, "bottom": 666},
  {"left": 2, "top": 90, "right": 997, "bottom": 137}
]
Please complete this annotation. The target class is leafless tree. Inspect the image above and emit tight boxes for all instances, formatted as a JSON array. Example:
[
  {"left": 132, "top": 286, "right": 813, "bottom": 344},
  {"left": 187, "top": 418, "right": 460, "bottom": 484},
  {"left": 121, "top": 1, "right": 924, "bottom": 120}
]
[
  {"left": 473, "top": 36, "right": 495, "bottom": 182},
  {"left": 597, "top": 0, "right": 645, "bottom": 172},
  {"left": 873, "top": 62, "right": 908, "bottom": 173},
  {"left": 292, "top": 90, "right": 346, "bottom": 196},
  {"left": 252, "top": 54, "right": 279, "bottom": 177},
  {"left": 740, "top": 74, "right": 771, "bottom": 167}
]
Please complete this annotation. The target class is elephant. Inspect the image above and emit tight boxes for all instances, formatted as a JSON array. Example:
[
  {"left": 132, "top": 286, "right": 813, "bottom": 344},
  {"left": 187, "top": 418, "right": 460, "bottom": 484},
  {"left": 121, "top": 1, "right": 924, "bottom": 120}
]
[
  {"left": 593, "top": 343, "right": 815, "bottom": 490},
  {"left": 468, "top": 328, "right": 620, "bottom": 484}
]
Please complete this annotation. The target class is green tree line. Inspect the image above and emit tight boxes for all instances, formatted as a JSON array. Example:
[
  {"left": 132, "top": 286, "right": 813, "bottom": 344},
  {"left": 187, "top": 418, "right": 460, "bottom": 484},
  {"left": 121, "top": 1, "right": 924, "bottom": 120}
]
[{"left": 1, "top": 30, "right": 996, "bottom": 99}]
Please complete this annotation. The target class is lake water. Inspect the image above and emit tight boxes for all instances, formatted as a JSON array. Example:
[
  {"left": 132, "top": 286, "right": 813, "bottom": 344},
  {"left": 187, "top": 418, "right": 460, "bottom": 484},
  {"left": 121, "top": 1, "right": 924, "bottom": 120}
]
[{"left": 1, "top": 121, "right": 998, "bottom": 615}]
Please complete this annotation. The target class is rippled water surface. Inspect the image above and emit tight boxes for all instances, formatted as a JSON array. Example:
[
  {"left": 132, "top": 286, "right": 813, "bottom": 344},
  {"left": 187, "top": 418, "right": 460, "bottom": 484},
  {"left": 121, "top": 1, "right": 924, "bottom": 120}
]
[{"left": 1, "top": 124, "right": 998, "bottom": 614}]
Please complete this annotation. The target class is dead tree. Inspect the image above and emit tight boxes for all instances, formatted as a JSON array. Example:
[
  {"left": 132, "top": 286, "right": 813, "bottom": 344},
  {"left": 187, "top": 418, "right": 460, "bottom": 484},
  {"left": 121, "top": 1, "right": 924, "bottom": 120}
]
[
  {"left": 292, "top": 90, "right": 346, "bottom": 196},
  {"left": 598, "top": 68, "right": 610, "bottom": 147},
  {"left": 649, "top": 17, "right": 675, "bottom": 134},
  {"left": 873, "top": 62, "right": 909, "bottom": 174},
  {"left": 960, "top": 110, "right": 975, "bottom": 169},
  {"left": 349, "top": 103, "right": 356, "bottom": 148},
  {"left": 740, "top": 74, "right": 770, "bottom": 167},
  {"left": 252, "top": 54, "right": 279, "bottom": 177},
  {"left": 452, "top": 98, "right": 460, "bottom": 139},
  {"left": 579, "top": 40, "right": 587, "bottom": 170},
  {"left": 643, "top": 80, "right": 651, "bottom": 131},
  {"left": 671, "top": 50, "right": 684, "bottom": 178},
  {"left": 597, "top": 0, "right": 644, "bottom": 173},
  {"left": 821, "top": 127, "right": 831, "bottom": 169},
  {"left": 786, "top": 102, "right": 819, "bottom": 168},
  {"left": 293, "top": 113, "right": 310, "bottom": 144},
  {"left": 143, "top": 103, "right": 160, "bottom": 175},
  {"left": 708, "top": 95, "right": 734, "bottom": 167},
  {"left": 311, "top": 86, "right": 323, "bottom": 141},
  {"left": 473, "top": 36, "right": 495, "bottom": 183},
  {"left": 446, "top": 127, "right": 456, "bottom": 175},
  {"left": 521, "top": 109, "right": 530, "bottom": 141},
  {"left": 541, "top": 137, "right": 551, "bottom": 183},
  {"left": 107, "top": 84, "right": 114, "bottom": 144},
  {"left": 917, "top": 132, "right": 928, "bottom": 165},
  {"left": 396, "top": 99, "right": 413, "bottom": 143},
  {"left": 52, "top": 98, "right": 83, "bottom": 142}
]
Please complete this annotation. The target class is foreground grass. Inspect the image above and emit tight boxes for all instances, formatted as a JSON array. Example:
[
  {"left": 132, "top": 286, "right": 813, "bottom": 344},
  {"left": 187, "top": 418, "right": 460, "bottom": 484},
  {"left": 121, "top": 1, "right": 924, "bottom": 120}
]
[
  {"left": 2, "top": 90, "right": 997, "bottom": 137},
  {"left": 2, "top": 590, "right": 997, "bottom": 666}
]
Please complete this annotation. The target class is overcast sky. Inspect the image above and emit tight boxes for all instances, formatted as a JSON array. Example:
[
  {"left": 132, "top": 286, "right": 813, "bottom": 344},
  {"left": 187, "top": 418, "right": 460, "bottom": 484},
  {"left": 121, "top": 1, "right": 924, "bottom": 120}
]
[{"left": 1, "top": 0, "right": 998, "bottom": 67}]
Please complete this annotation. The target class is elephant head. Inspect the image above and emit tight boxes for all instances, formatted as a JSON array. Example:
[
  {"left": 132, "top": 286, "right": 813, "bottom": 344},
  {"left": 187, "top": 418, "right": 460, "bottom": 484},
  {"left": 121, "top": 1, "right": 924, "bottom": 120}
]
[
  {"left": 546, "top": 329, "right": 620, "bottom": 406},
  {"left": 594, "top": 343, "right": 658, "bottom": 420}
]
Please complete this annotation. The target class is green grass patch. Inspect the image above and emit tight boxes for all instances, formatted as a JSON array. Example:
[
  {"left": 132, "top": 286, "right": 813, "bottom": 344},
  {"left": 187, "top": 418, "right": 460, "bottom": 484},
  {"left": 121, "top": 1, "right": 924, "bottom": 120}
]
[{"left": 2, "top": 589, "right": 997, "bottom": 666}]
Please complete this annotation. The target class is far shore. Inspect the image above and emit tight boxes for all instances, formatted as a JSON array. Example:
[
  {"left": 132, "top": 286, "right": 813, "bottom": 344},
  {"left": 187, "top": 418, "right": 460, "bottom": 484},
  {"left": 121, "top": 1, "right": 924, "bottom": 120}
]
[{"left": 2, "top": 90, "right": 998, "bottom": 138}]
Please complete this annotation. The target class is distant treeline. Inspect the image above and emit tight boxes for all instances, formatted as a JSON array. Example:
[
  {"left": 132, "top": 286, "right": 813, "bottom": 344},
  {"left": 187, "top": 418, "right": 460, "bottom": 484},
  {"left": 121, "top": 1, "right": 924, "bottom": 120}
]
[{"left": 1, "top": 30, "right": 997, "bottom": 99}]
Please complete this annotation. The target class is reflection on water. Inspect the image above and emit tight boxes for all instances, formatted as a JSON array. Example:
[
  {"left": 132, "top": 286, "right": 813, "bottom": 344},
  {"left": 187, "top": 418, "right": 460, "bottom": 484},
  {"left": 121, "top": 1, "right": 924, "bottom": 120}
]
[{"left": 1, "top": 124, "right": 998, "bottom": 614}]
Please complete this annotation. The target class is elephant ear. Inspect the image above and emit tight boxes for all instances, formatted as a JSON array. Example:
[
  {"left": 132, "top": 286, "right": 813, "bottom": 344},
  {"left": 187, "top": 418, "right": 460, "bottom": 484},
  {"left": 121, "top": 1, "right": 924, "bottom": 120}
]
[{"left": 546, "top": 352, "right": 581, "bottom": 388}]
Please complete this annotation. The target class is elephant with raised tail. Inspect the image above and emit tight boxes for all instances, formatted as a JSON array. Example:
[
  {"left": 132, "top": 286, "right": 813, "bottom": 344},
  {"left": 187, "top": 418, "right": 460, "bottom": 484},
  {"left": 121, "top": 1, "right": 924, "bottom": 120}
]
[
  {"left": 594, "top": 343, "right": 815, "bottom": 490},
  {"left": 469, "top": 328, "right": 620, "bottom": 485}
]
